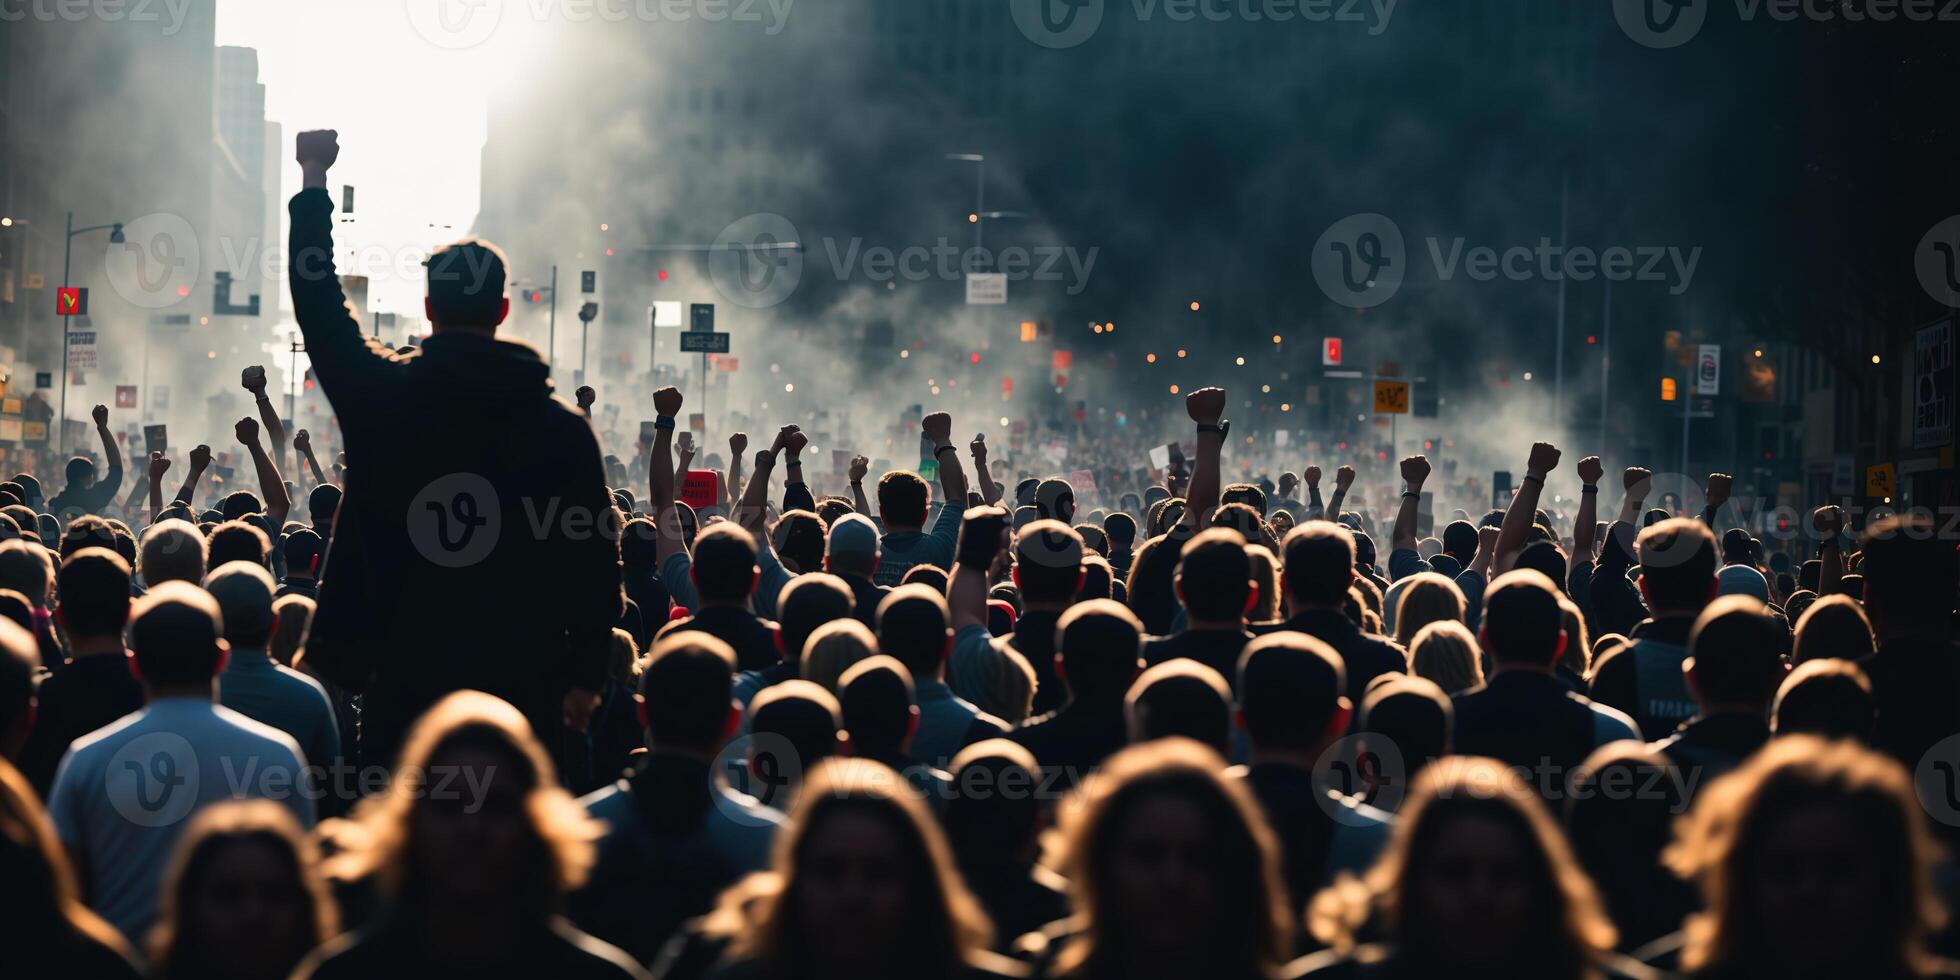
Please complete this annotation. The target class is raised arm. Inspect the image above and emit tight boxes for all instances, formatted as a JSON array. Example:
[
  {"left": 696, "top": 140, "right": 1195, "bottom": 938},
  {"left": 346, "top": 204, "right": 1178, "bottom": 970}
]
[
  {"left": 173, "top": 445, "right": 211, "bottom": 510},
  {"left": 972, "top": 435, "right": 1002, "bottom": 506},
  {"left": 235, "top": 417, "right": 291, "bottom": 525},
  {"left": 733, "top": 434, "right": 783, "bottom": 535},
  {"left": 1573, "top": 456, "right": 1603, "bottom": 560},
  {"left": 243, "top": 367, "right": 289, "bottom": 471},
  {"left": 780, "top": 429, "right": 815, "bottom": 512},
  {"left": 726, "top": 431, "right": 749, "bottom": 505},
  {"left": 1304, "top": 465, "right": 1324, "bottom": 520},
  {"left": 848, "top": 455, "right": 872, "bottom": 518},
  {"left": 1812, "top": 505, "right": 1845, "bottom": 598},
  {"left": 1178, "top": 387, "right": 1227, "bottom": 530},
  {"left": 293, "top": 429, "right": 326, "bottom": 490},
  {"left": 649, "top": 387, "right": 685, "bottom": 565},
  {"left": 1392, "top": 455, "right": 1429, "bottom": 554},
  {"left": 84, "top": 405, "right": 124, "bottom": 508},
  {"left": 145, "top": 452, "right": 170, "bottom": 525},
  {"left": 949, "top": 504, "right": 1009, "bottom": 633},
  {"left": 1471, "top": 523, "right": 1501, "bottom": 575},
  {"left": 922, "top": 412, "right": 969, "bottom": 505},
  {"left": 289, "top": 130, "right": 394, "bottom": 394},
  {"left": 1327, "top": 465, "right": 1355, "bottom": 523},
  {"left": 1617, "top": 466, "right": 1651, "bottom": 524},
  {"left": 1699, "top": 473, "right": 1732, "bottom": 527},
  {"left": 1494, "top": 442, "right": 1560, "bottom": 573}
]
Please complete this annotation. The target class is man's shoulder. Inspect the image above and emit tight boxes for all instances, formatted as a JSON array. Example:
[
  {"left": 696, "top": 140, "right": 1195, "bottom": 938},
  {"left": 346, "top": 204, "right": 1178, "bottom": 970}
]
[
  {"left": 271, "top": 663, "right": 334, "bottom": 701},
  {"left": 579, "top": 780, "right": 634, "bottom": 828},
  {"left": 59, "top": 708, "right": 150, "bottom": 766},
  {"left": 210, "top": 703, "right": 309, "bottom": 764}
]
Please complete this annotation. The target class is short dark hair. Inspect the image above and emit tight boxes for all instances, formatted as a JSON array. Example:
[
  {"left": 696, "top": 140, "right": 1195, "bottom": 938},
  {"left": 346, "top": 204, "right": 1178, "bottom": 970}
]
[
  {"left": 620, "top": 517, "right": 659, "bottom": 568},
  {"left": 1034, "top": 479, "right": 1075, "bottom": 523},
  {"left": 56, "top": 547, "right": 131, "bottom": 637},
  {"left": 1480, "top": 569, "right": 1567, "bottom": 666},
  {"left": 1176, "top": 529, "right": 1252, "bottom": 622},
  {"left": 1220, "top": 482, "right": 1267, "bottom": 514},
  {"left": 219, "top": 490, "right": 263, "bottom": 522},
  {"left": 1014, "top": 520, "right": 1084, "bottom": 605},
  {"left": 1636, "top": 518, "right": 1719, "bottom": 613},
  {"left": 1236, "top": 632, "right": 1345, "bottom": 750},
  {"left": 281, "top": 528, "right": 323, "bottom": 576},
  {"left": 1057, "top": 599, "right": 1143, "bottom": 697},
  {"left": 308, "top": 484, "right": 342, "bottom": 528},
  {"left": 876, "top": 471, "right": 930, "bottom": 527},
  {"left": 838, "top": 655, "right": 914, "bottom": 757},
  {"left": 899, "top": 564, "right": 949, "bottom": 594},
  {"left": 1514, "top": 540, "right": 1568, "bottom": 592},
  {"left": 748, "top": 680, "right": 841, "bottom": 776},
  {"left": 875, "top": 584, "right": 951, "bottom": 681},
  {"left": 1441, "top": 520, "right": 1478, "bottom": 561},
  {"left": 207, "top": 520, "right": 272, "bottom": 569},
  {"left": 64, "top": 456, "right": 94, "bottom": 488},
  {"left": 58, "top": 515, "right": 118, "bottom": 560},
  {"left": 1281, "top": 521, "right": 1356, "bottom": 606},
  {"left": 772, "top": 510, "right": 827, "bottom": 575},
  {"left": 1103, "top": 512, "right": 1137, "bottom": 548},
  {"left": 639, "top": 633, "right": 736, "bottom": 750},
  {"left": 1773, "top": 658, "right": 1875, "bottom": 740},
  {"left": 1125, "top": 659, "right": 1232, "bottom": 755},
  {"left": 0, "top": 619, "right": 35, "bottom": 738},
  {"left": 690, "top": 523, "right": 758, "bottom": 604},
  {"left": 129, "top": 582, "right": 226, "bottom": 686},
  {"left": 424, "top": 238, "right": 509, "bottom": 327},
  {"left": 1687, "top": 595, "right": 1786, "bottom": 706},
  {"left": 776, "top": 573, "right": 854, "bottom": 662},
  {"left": 1359, "top": 676, "right": 1453, "bottom": 767}
]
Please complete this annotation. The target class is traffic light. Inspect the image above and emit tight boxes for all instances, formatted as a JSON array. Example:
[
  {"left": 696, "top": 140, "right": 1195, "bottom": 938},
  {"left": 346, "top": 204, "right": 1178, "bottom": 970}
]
[
  {"left": 527, "top": 290, "right": 543, "bottom": 303},
  {"left": 1661, "top": 377, "right": 1678, "bottom": 401}
]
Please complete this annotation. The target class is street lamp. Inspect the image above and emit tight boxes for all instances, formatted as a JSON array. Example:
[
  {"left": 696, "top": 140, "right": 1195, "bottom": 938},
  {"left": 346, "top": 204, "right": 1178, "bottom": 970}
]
[{"left": 59, "top": 211, "right": 125, "bottom": 454}]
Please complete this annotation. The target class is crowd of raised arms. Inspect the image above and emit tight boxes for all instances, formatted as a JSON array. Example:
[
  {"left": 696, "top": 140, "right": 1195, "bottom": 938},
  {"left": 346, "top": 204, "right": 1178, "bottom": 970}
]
[{"left": 3, "top": 130, "right": 1958, "bottom": 980}]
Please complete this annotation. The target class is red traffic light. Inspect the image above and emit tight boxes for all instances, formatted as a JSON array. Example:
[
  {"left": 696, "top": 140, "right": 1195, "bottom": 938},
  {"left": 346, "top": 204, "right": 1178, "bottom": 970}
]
[
  {"left": 528, "top": 291, "right": 542, "bottom": 303},
  {"left": 657, "top": 269, "right": 669, "bottom": 281},
  {"left": 969, "top": 352, "right": 982, "bottom": 364}
]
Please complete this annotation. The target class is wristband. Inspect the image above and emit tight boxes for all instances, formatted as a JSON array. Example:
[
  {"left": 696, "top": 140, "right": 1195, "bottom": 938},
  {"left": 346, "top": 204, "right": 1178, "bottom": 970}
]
[
  {"left": 1402, "top": 491, "right": 1421, "bottom": 499},
  {"left": 1581, "top": 485, "right": 1599, "bottom": 494},
  {"left": 654, "top": 416, "right": 676, "bottom": 430},
  {"left": 934, "top": 445, "right": 958, "bottom": 458},
  {"left": 1521, "top": 474, "right": 1544, "bottom": 486}
]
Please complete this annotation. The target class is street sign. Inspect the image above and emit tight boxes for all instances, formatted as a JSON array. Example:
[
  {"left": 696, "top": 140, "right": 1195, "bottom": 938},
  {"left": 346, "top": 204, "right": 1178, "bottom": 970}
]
[
  {"left": 651, "top": 300, "right": 681, "bottom": 327},
  {"left": 965, "top": 272, "right": 1007, "bottom": 305},
  {"left": 1914, "top": 318, "right": 1953, "bottom": 450},
  {"left": 690, "top": 303, "right": 715, "bottom": 331},
  {"left": 115, "top": 385, "right": 137, "bottom": 409},
  {"left": 1322, "top": 337, "right": 1343, "bottom": 366},
  {"left": 1866, "top": 462, "right": 1896, "bottom": 499},
  {"left": 1696, "top": 344, "right": 1721, "bottom": 395},
  {"left": 67, "top": 330, "right": 97, "bottom": 370},
  {"left": 34, "top": 372, "right": 50, "bottom": 389},
  {"left": 23, "top": 273, "right": 44, "bottom": 289},
  {"left": 581, "top": 270, "right": 596, "bottom": 294},
  {"left": 1373, "top": 380, "right": 1410, "bottom": 414},
  {"left": 713, "top": 356, "right": 740, "bottom": 373},
  {"left": 679, "top": 331, "right": 730, "bottom": 354},
  {"left": 56, "top": 286, "right": 86, "bottom": 316}
]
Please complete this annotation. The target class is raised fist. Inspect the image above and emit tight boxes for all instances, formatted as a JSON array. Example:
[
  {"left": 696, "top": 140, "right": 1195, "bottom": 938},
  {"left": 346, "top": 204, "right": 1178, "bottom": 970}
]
[
  {"left": 1304, "top": 465, "right": 1322, "bottom": 488},
  {"left": 922, "top": 412, "right": 953, "bottom": 446},
  {"left": 295, "top": 129, "right": 340, "bottom": 172},
  {"left": 1278, "top": 472, "right": 1298, "bottom": 495},
  {"left": 1399, "top": 455, "right": 1431, "bottom": 487},
  {"left": 91, "top": 404, "right": 108, "bottom": 427},
  {"left": 235, "top": 417, "right": 260, "bottom": 445},
  {"left": 189, "top": 444, "right": 213, "bottom": 470},
  {"left": 1811, "top": 504, "right": 1845, "bottom": 538},
  {"left": 148, "top": 451, "right": 170, "bottom": 482},
  {"left": 676, "top": 431, "right": 695, "bottom": 455},
  {"left": 1623, "top": 466, "right": 1652, "bottom": 496},
  {"left": 785, "top": 429, "right": 808, "bottom": 456},
  {"left": 652, "top": 386, "right": 683, "bottom": 419},
  {"left": 1478, "top": 523, "right": 1501, "bottom": 551},
  {"left": 293, "top": 429, "right": 312, "bottom": 454},
  {"left": 241, "top": 367, "right": 268, "bottom": 394},
  {"left": 970, "top": 435, "right": 988, "bottom": 461},
  {"left": 849, "top": 455, "right": 870, "bottom": 483},
  {"left": 729, "top": 432, "right": 749, "bottom": 457},
  {"left": 1334, "top": 465, "right": 1356, "bottom": 491},
  {"left": 575, "top": 385, "right": 596, "bottom": 410},
  {"left": 1706, "top": 473, "right": 1734, "bottom": 508},
  {"left": 1185, "top": 387, "right": 1227, "bottom": 426},
  {"left": 1526, "top": 442, "right": 1561, "bottom": 479},
  {"left": 1576, "top": 456, "right": 1604, "bottom": 486}
]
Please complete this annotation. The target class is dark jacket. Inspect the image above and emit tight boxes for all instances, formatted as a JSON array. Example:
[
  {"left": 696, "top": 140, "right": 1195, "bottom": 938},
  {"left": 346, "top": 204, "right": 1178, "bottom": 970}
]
[
  {"left": 1254, "top": 609, "right": 1406, "bottom": 705},
  {"left": 288, "top": 188, "right": 622, "bottom": 763}
]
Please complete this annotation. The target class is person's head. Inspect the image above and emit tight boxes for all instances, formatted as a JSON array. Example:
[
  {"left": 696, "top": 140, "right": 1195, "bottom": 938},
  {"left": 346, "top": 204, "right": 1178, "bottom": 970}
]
[
  {"left": 1409, "top": 620, "right": 1483, "bottom": 694},
  {"left": 1235, "top": 632, "right": 1348, "bottom": 755},
  {"left": 1074, "top": 555, "right": 1115, "bottom": 602},
  {"left": 875, "top": 470, "right": 930, "bottom": 530},
  {"left": 1034, "top": 478, "right": 1076, "bottom": 524},
  {"left": 1056, "top": 598, "right": 1143, "bottom": 700},
  {"left": 943, "top": 739, "right": 1044, "bottom": 863},
  {"left": 1358, "top": 676, "right": 1453, "bottom": 781},
  {"left": 1073, "top": 523, "right": 1108, "bottom": 556},
  {"left": 55, "top": 547, "right": 131, "bottom": 643},
  {"left": 899, "top": 563, "right": 949, "bottom": 595},
  {"left": 1477, "top": 569, "right": 1569, "bottom": 670},
  {"left": 800, "top": 619, "right": 879, "bottom": 694},
  {"left": 422, "top": 238, "right": 510, "bottom": 332},
  {"left": 1665, "top": 737, "right": 1946, "bottom": 976},
  {"left": 57, "top": 515, "right": 117, "bottom": 560},
  {"left": 1686, "top": 595, "right": 1788, "bottom": 715},
  {"left": 823, "top": 512, "right": 880, "bottom": 580},
  {"left": 1012, "top": 519, "right": 1086, "bottom": 609},
  {"left": 0, "top": 505, "right": 38, "bottom": 544},
  {"left": 148, "top": 800, "right": 337, "bottom": 980},
  {"left": 206, "top": 520, "right": 272, "bottom": 570},
  {"left": 1636, "top": 518, "right": 1720, "bottom": 616},
  {"left": 280, "top": 529, "right": 323, "bottom": 581},
  {"left": 323, "top": 692, "right": 594, "bottom": 917},
  {"left": 619, "top": 517, "right": 659, "bottom": 570},
  {"left": 0, "top": 756, "right": 132, "bottom": 955},
  {"left": 306, "top": 484, "right": 342, "bottom": 530},
  {"left": 874, "top": 584, "right": 951, "bottom": 683},
  {"left": 837, "top": 656, "right": 916, "bottom": 759},
  {"left": 0, "top": 540, "right": 51, "bottom": 606},
  {"left": 1563, "top": 743, "right": 1692, "bottom": 947},
  {"left": 128, "top": 581, "right": 229, "bottom": 695},
  {"left": 1103, "top": 512, "right": 1137, "bottom": 549},
  {"left": 1441, "top": 520, "right": 1478, "bottom": 564},
  {"left": 218, "top": 490, "right": 264, "bottom": 523},
  {"left": 204, "top": 562, "right": 278, "bottom": 651},
  {"left": 946, "top": 638, "right": 1037, "bottom": 725},
  {"left": 1858, "top": 515, "right": 1959, "bottom": 638},
  {"left": 1311, "top": 756, "right": 1615, "bottom": 972},
  {"left": 1055, "top": 738, "right": 1288, "bottom": 975},
  {"left": 63, "top": 455, "right": 96, "bottom": 491},
  {"left": 1392, "top": 572, "right": 1466, "bottom": 645},
  {"left": 814, "top": 496, "right": 855, "bottom": 528},
  {"left": 720, "top": 757, "right": 990, "bottom": 974},
  {"left": 776, "top": 573, "right": 853, "bottom": 665},
  {"left": 746, "top": 680, "right": 843, "bottom": 805},
  {"left": 688, "top": 523, "right": 759, "bottom": 606},
  {"left": 772, "top": 509, "right": 828, "bottom": 575},
  {"left": 638, "top": 633, "right": 737, "bottom": 754},
  {"left": 268, "top": 594, "right": 314, "bottom": 668},
  {"left": 1174, "top": 528, "right": 1253, "bottom": 624},
  {"left": 0, "top": 621, "right": 36, "bottom": 760},
  {"left": 1772, "top": 658, "right": 1876, "bottom": 741},
  {"left": 1281, "top": 521, "right": 1357, "bottom": 609},
  {"left": 1125, "top": 659, "right": 1232, "bottom": 755},
  {"left": 140, "top": 519, "right": 208, "bottom": 587}
]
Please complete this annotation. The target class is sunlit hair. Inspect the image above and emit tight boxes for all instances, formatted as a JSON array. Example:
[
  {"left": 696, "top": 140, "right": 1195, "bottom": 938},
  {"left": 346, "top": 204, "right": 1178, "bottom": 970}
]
[
  {"left": 1409, "top": 620, "right": 1483, "bottom": 695},
  {"left": 1790, "top": 593, "right": 1876, "bottom": 664},
  {"left": 948, "top": 639, "right": 1037, "bottom": 724},
  {"left": 1053, "top": 738, "right": 1290, "bottom": 976},
  {"left": 320, "top": 691, "right": 597, "bottom": 916},
  {"left": 1665, "top": 736, "right": 1946, "bottom": 974},
  {"left": 1393, "top": 572, "right": 1466, "bottom": 646},
  {"left": 1559, "top": 596, "right": 1593, "bottom": 676},
  {"left": 0, "top": 757, "right": 133, "bottom": 961},
  {"left": 1246, "top": 543, "right": 1280, "bottom": 621},
  {"left": 1310, "top": 756, "right": 1616, "bottom": 971},
  {"left": 148, "top": 799, "right": 338, "bottom": 977},
  {"left": 268, "top": 593, "right": 315, "bottom": 667},
  {"left": 800, "top": 618, "right": 879, "bottom": 694},
  {"left": 706, "top": 757, "right": 992, "bottom": 972}
]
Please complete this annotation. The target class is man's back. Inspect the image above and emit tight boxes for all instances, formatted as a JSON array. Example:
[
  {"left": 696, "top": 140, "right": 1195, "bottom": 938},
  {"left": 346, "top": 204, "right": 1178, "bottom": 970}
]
[
  {"left": 1454, "top": 672, "right": 1638, "bottom": 801},
  {"left": 1861, "top": 635, "right": 1960, "bottom": 769},
  {"left": 47, "top": 698, "right": 314, "bottom": 943},
  {"left": 18, "top": 653, "right": 143, "bottom": 794},
  {"left": 1255, "top": 610, "right": 1405, "bottom": 704},
  {"left": 219, "top": 647, "right": 341, "bottom": 779},
  {"left": 1588, "top": 617, "right": 1698, "bottom": 740}
]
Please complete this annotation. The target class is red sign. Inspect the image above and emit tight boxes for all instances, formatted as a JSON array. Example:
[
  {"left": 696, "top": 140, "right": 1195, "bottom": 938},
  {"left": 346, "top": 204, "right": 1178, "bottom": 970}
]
[
  {"left": 56, "top": 286, "right": 86, "bottom": 316},
  {"left": 114, "top": 385, "right": 137, "bottom": 409},
  {"left": 1322, "top": 337, "right": 1343, "bottom": 366},
  {"left": 679, "top": 470, "right": 720, "bottom": 510}
]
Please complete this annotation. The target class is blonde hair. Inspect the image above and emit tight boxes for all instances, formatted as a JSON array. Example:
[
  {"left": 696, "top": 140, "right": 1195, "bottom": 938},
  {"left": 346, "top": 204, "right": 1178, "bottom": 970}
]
[
  {"left": 139, "top": 518, "right": 207, "bottom": 587},
  {"left": 1559, "top": 596, "right": 1592, "bottom": 677},
  {"left": 1409, "top": 620, "right": 1483, "bottom": 694},
  {"left": 948, "top": 640, "right": 1037, "bottom": 724},
  {"left": 1393, "top": 572, "right": 1466, "bottom": 645},
  {"left": 1310, "top": 756, "right": 1616, "bottom": 971},
  {"left": 320, "top": 691, "right": 598, "bottom": 912},
  {"left": 1665, "top": 737, "right": 1946, "bottom": 975},
  {"left": 800, "top": 618, "right": 879, "bottom": 694},
  {"left": 149, "top": 799, "right": 338, "bottom": 975},
  {"left": 1791, "top": 593, "right": 1875, "bottom": 664},
  {"left": 269, "top": 593, "right": 314, "bottom": 667},
  {"left": 1246, "top": 544, "right": 1281, "bottom": 621}
]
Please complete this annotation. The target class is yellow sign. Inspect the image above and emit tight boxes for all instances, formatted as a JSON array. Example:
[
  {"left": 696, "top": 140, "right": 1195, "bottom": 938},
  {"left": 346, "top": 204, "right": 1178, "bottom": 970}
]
[
  {"left": 1866, "top": 462, "right": 1896, "bottom": 499},
  {"left": 23, "top": 273, "right": 44, "bottom": 289},
  {"left": 1374, "top": 380, "right": 1410, "bottom": 415},
  {"left": 1, "top": 398, "right": 18, "bottom": 415},
  {"left": 23, "top": 421, "right": 47, "bottom": 442}
]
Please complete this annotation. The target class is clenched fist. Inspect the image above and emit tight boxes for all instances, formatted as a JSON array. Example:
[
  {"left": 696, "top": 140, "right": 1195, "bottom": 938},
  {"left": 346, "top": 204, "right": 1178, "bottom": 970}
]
[
  {"left": 1576, "top": 456, "right": 1603, "bottom": 486},
  {"left": 235, "top": 417, "right": 261, "bottom": 445},
  {"left": 849, "top": 455, "right": 870, "bottom": 483},
  {"left": 1400, "top": 455, "right": 1431, "bottom": 488},
  {"left": 1334, "top": 465, "right": 1356, "bottom": 491},
  {"left": 189, "top": 445, "right": 212, "bottom": 470},
  {"left": 1623, "top": 466, "right": 1652, "bottom": 496},
  {"left": 652, "top": 386, "right": 683, "bottom": 419},
  {"left": 1185, "top": 387, "right": 1226, "bottom": 426},
  {"left": 92, "top": 404, "right": 109, "bottom": 427},
  {"left": 922, "top": 412, "right": 953, "bottom": 447},
  {"left": 729, "top": 432, "right": 749, "bottom": 457},
  {"left": 148, "top": 451, "right": 170, "bottom": 482},
  {"left": 1706, "top": 473, "right": 1734, "bottom": 509},
  {"left": 293, "top": 429, "right": 312, "bottom": 455},
  {"left": 1526, "top": 442, "right": 1561, "bottom": 479}
]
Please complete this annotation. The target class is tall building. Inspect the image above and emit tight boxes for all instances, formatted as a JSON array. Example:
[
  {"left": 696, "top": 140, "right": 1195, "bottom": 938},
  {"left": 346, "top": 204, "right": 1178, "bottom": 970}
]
[{"left": 213, "top": 46, "right": 271, "bottom": 331}]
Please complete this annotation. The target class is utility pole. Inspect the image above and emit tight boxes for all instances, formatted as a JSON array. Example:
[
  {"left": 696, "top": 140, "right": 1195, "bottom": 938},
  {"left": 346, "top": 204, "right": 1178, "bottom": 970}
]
[{"left": 547, "top": 264, "right": 559, "bottom": 365}]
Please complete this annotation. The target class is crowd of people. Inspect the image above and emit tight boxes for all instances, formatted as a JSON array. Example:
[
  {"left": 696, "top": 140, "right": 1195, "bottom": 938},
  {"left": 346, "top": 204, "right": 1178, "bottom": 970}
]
[{"left": 2, "top": 129, "right": 1958, "bottom": 980}]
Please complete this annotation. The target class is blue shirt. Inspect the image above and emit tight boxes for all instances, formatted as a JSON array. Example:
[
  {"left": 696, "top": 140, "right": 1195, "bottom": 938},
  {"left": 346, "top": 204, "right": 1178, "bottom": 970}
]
[
  {"left": 219, "top": 647, "right": 341, "bottom": 779},
  {"left": 48, "top": 697, "right": 315, "bottom": 944},
  {"left": 873, "top": 503, "right": 960, "bottom": 587}
]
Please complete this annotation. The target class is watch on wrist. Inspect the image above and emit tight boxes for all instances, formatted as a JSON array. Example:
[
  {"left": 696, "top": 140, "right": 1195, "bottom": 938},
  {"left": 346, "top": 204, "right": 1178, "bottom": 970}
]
[
  {"left": 1198, "top": 419, "right": 1231, "bottom": 438},
  {"left": 654, "top": 416, "right": 676, "bottom": 430}
]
